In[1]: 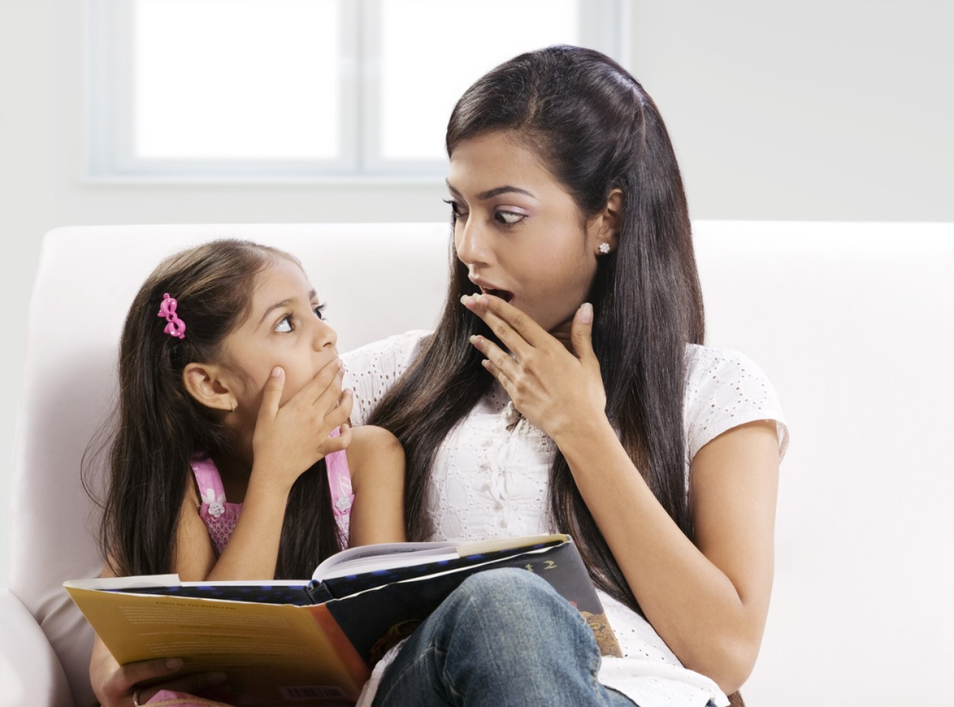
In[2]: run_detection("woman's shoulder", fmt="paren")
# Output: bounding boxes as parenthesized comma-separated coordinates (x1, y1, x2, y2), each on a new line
(342, 330, 431, 426)
(683, 343, 789, 463)
(342, 330, 430, 373)
(684, 343, 769, 386)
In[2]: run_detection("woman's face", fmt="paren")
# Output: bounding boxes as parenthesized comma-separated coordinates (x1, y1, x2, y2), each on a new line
(446, 131, 604, 339)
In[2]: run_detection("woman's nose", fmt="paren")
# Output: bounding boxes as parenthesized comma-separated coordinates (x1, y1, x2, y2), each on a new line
(455, 219, 491, 267)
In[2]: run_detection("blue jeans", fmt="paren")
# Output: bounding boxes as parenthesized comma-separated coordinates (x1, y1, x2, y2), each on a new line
(371, 568, 637, 707)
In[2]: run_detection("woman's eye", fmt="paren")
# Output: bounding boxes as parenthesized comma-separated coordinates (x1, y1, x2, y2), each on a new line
(443, 198, 468, 223)
(275, 316, 293, 333)
(496, 210, 525, 225)
(313, 303, 326, 321)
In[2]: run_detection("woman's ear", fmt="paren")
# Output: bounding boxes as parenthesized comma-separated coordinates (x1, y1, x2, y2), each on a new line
(182, 362, 235, 413)
(589, 188, 624, 253)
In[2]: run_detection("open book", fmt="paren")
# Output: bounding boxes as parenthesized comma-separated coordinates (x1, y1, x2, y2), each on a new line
(66, 534, 620, 705)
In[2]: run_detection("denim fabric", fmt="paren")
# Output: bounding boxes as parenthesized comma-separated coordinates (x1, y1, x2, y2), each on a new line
(371, 568, 639, 707)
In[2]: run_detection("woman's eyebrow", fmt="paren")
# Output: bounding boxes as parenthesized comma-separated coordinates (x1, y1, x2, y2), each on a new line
(445, 180, 536, 201)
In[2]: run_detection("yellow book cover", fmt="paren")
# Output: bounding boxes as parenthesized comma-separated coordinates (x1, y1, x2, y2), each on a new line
(66, 534, 619, 705)
(65, 578, 368, 704)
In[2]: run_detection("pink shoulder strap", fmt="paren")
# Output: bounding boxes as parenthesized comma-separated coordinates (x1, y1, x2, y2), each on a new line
(325, 427, 353, 521)
(191, 456, 227, 507)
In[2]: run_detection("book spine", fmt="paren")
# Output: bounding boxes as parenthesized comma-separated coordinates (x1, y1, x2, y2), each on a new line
(306, 580, 334, 604)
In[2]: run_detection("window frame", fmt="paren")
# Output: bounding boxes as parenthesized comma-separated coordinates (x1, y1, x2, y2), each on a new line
(86, 0, 627, 181)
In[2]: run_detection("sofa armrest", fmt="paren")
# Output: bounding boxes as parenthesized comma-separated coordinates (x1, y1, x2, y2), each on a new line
(0, 586, 73, 707)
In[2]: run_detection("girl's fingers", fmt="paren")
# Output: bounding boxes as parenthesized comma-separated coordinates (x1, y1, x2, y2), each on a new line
(293, 357, 344, 407)
(115, 657, 184, 691)
(140, 671, 229, 702)
(327, 390, 354, 429)
(257, 367, 285, 421)
(321, 425, 352, 455)
(312, 368, 347, 413)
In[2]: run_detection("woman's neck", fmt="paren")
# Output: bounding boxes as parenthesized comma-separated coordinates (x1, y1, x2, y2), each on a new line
(549, 318, 574, 351)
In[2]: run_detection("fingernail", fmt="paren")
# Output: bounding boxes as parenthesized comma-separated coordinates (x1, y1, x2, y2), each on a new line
(469, 335, 480, 346)
(579, 303, 593, 324)
(336, 358, 344, 369)
(478, 295, 489, 306)
(166, 658, 184, 670)
(271, 366, 283, 377)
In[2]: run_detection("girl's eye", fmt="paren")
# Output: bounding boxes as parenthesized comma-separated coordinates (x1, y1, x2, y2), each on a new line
(275, 315, 293, 333)
(496, 210, 525, 225)
(313, 303, 326, 320)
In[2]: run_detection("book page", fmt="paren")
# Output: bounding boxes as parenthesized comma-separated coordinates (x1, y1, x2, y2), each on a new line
(311, 534, 570, 581)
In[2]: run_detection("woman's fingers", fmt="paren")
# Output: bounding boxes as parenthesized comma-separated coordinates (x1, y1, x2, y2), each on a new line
(570, 303, 598, 364)
(470, 335, 517, 384)
(460, 293, 545, 356)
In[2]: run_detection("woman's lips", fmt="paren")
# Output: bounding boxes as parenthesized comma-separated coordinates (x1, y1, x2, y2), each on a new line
(480, 287, 514, 303)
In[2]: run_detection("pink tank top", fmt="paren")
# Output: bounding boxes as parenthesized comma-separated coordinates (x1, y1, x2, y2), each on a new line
(191, 434, 353, 554)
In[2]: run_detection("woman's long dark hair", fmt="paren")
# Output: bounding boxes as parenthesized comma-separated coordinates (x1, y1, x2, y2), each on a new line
(369, 46, 705, 615)
(86, 239, 342, 579)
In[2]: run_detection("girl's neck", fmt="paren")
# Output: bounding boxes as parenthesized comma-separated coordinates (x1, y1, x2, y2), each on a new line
(210, 450, 253, 503)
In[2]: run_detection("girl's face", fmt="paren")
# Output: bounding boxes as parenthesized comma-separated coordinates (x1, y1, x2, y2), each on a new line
(219, 258, 338, 421)
(446, 131, 605, 340)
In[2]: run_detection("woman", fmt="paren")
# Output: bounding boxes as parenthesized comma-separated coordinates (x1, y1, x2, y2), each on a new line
(344, 45, 787, 707)
(94, 45, 786, 707)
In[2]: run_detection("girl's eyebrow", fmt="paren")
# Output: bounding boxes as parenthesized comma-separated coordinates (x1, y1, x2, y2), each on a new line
(257, 289, 318, 328)
(445, 180, 536, 201)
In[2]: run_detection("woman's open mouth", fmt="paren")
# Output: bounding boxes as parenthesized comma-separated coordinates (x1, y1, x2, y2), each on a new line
(480, 287, 514, 303)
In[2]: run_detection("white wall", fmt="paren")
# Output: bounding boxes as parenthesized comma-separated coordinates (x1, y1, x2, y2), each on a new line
(1, 0, 951, 587)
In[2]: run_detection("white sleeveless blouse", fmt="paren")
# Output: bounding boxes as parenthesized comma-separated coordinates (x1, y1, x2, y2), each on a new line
(344, 331, 788, 707)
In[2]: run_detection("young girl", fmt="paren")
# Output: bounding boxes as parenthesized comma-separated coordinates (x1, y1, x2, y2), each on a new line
(344, 46, 788, 707)
(87, 239, 405, 706)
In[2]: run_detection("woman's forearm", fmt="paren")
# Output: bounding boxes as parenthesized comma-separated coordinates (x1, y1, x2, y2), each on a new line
(555, 417, 777, 694)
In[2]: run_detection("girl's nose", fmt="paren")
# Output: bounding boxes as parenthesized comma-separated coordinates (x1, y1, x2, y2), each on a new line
(313, 319, 337, 351)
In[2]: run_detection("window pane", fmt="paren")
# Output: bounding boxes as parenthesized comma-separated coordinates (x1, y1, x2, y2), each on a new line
(133, 0, 340, 160)
(379, 0, 578, 161)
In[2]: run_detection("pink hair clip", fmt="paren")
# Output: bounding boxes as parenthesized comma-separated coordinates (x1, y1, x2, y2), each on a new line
(158, 293, 186, 339)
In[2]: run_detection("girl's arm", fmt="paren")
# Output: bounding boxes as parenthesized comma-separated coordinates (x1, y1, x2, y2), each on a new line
(182, 361, 353, 582)
(464, 294, 779, 695)
(344, 425, 407, 546)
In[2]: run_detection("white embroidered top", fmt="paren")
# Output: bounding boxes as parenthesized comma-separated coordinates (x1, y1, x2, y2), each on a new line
(344, 331, 789, 707)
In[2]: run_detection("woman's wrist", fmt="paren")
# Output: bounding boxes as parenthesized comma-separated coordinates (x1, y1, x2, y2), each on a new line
(551, 412, 618, 461)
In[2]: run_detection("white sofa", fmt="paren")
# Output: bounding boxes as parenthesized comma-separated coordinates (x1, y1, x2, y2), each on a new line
(2, 222, 952, 707)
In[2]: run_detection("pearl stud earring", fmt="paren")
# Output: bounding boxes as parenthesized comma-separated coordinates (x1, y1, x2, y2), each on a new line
(598, 242, 611, 254)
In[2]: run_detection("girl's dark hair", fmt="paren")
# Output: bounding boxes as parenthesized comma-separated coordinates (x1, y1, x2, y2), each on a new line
(369, 45, 705, 615)
(87, 239, 342, 579)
